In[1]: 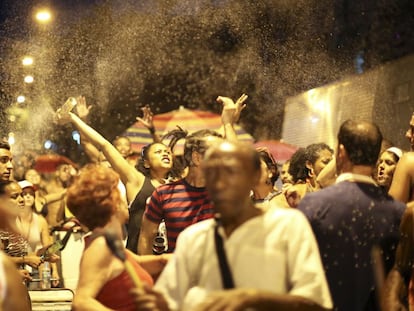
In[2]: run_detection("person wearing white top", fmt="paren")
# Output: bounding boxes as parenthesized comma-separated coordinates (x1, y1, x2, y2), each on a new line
(139, 141, 332, 311)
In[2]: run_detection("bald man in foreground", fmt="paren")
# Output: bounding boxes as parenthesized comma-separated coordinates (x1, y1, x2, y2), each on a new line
(136, 141, 332, 311)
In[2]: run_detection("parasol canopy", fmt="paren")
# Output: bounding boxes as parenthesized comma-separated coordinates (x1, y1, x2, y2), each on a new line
(34, 154, 78, 173)
(254, 140, 298, 163)
(123, 106, 254, 154)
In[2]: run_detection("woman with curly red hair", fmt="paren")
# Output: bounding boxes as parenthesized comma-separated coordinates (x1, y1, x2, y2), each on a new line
(67, 164, 169, 311)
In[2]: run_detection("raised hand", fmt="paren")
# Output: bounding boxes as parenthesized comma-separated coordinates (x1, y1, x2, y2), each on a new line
(136, 105, 155, 130)
(75, 96, 92, 120)
(54, 97, 77, 125)
(233, 93, 248, 123)
(216, 93, 248, 125)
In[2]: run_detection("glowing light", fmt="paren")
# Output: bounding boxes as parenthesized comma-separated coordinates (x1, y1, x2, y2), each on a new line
(8, 133, 15, 145)
(35, 9, 52, 23)
(8, 115, 16, 122)
(72, 131, 80, 144)
(22, 56, 34, 66)
(314, 100, 326, 112)
(310, 116, 319, 123)
(17, 95, 25, 103)
(24, 75, 34, 83)
(44, 140, 53, 149)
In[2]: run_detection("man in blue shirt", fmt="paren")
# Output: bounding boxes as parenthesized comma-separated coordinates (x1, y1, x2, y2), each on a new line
(298, 120, 405, 311)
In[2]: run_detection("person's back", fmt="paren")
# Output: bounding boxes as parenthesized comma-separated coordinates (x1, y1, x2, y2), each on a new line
(299, 181, 404, 310)
(298, 119, 405, 311)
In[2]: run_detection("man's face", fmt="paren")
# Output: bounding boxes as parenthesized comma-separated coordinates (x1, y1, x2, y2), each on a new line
(280, 162, 293, 184)
(192, 135, 223, 167)
(57, 164, 74, 184)
(203, 145, 256, 219)
(312, 149, 333, 177)
(405, 113, 414, 151)
(0, 148, 13, 181)
(25, 169, 41, 186)
(114, 137, 132, 158)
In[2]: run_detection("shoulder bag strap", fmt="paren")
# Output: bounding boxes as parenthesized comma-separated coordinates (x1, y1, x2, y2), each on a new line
(214, 225, 235, 289)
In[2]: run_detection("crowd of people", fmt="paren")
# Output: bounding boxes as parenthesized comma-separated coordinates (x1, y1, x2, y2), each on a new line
(0, 93, 413, 311)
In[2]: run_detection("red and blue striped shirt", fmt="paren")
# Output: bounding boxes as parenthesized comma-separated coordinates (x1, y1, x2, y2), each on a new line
(144, 179, 215, 252)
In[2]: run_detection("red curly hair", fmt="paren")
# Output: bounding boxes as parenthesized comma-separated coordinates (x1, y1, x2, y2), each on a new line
(66, 164, 121, 230)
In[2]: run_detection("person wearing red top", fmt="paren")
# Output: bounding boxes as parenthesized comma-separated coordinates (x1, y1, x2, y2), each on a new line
(67, 164, 169, 311)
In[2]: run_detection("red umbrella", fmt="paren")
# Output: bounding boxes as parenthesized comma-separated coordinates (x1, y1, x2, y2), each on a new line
(254, 140, 298, 162)
(124, 106, 254, 154)
(34, 154, 78, 173)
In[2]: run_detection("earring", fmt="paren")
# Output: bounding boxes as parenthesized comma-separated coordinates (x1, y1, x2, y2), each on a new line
(308, 168, 315, 178)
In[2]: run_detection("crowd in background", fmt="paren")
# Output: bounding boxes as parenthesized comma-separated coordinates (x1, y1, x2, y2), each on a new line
(0, 94, 414, 311)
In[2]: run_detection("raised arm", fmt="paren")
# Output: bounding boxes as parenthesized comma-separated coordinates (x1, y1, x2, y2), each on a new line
(316, 157, 337, 189)
(74, 96, 103, 163)
(136, 105, 162, 143)
(216, 94, 248, 142)
(56, 108, 144, 203)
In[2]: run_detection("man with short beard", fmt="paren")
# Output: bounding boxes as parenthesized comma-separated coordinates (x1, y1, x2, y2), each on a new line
(0, 141, 13, 182)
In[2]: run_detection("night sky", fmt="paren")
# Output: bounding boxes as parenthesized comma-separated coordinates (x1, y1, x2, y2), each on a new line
(0, 0, 413, 162)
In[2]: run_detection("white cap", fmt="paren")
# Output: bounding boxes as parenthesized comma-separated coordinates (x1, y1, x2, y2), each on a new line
(18, 180, 34, 190)
(386, 147, 403, 160)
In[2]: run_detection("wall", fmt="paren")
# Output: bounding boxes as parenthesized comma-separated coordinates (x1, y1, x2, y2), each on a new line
(282, 54, 414, 150)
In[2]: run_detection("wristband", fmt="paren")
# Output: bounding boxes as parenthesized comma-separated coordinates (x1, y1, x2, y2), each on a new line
(149, 127, 155, 134)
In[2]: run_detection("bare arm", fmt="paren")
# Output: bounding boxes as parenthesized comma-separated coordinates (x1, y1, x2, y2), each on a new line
(129, 252, 171, 280)
(316, 158, 337, 189)
(216, 94, 248, 142)
(74, 96, 103, 163)
(389, 153, 414, 203)
(381, 205, 414, 311)
(136, 105, 162, 143)
(194, 289, 331, 311)
(72, 237, 115, 311)
(66, 112, 144, 203)
(2, 254, 31, 311)
(381, 268, 408, 311)
(137, 216, 159, 255)
(8, 253, 42, 269)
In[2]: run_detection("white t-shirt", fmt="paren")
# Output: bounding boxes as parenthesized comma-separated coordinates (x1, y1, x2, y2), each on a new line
(155, 208, 333, 311)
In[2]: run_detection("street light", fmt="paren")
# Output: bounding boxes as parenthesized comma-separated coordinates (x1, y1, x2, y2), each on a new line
(17, 95, 26, 103)
(24, 75, 34, 83)
(22, 56, 34, 66)
(35, 9, 52, 24)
